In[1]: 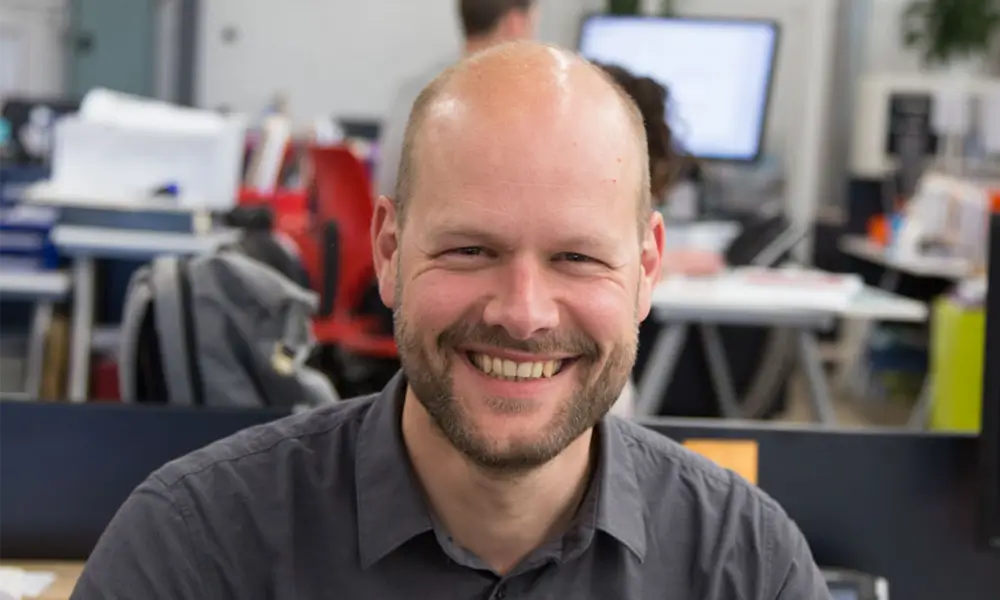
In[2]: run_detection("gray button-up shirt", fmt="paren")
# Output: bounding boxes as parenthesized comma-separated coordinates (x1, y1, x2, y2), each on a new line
(72, 373, 830, 599)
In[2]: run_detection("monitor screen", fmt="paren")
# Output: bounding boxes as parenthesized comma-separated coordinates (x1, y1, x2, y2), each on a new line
(828, 587, 861, 600)
(577, 15, 778, 163)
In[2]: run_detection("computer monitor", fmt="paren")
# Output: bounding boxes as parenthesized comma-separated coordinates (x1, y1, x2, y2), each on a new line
(980, 214, 1000, 552)
(577, 15, 779, 163)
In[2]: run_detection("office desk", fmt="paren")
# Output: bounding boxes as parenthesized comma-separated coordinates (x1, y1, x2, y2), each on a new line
(0, 268, 72, 397)
(51, 225, 238, 403)
(636, 277, 927, 425)
(839, 234, 970, 426)
(839, 234, 971, 280)
(0, 561, 83, 600)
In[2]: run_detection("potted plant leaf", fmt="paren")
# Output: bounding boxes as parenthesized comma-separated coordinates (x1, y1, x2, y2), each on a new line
(901, 0, 1000, 72)
(607, 0, 641, 15)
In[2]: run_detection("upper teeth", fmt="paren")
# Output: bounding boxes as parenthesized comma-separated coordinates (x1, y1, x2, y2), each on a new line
(471, 353, 562, 380)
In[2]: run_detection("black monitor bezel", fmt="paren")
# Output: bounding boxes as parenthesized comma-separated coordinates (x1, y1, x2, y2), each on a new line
(576, 13, 781, 165)
(980, 214, 1000, 552)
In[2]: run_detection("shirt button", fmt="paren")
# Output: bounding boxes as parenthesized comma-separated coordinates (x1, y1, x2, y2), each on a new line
(492, 584, 506, 599)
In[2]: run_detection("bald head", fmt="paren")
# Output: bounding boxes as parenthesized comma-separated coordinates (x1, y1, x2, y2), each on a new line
(393, 41, 651, 226)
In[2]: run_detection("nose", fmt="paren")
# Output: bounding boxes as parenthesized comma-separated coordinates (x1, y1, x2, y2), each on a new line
(482, 256, 560, 340)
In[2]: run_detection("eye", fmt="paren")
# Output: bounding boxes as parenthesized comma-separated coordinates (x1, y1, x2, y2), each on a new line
(442, 246, 496, 259)
(556, 252, 596, 263)
(450, 246, 485, 257)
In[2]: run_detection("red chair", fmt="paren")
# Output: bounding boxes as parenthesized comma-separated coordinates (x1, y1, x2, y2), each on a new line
(307, 145, 397, 359)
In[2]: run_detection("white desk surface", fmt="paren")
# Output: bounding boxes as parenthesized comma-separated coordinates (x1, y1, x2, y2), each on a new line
(652, 274, 927, 324)
(23, 182, 209, 214)
(839, 234, 970, 279)
(0, 268, 71, 300)
(51, 225, 238, 257)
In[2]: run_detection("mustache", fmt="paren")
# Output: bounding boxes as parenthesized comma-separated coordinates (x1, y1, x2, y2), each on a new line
(437, 321, 600, 359)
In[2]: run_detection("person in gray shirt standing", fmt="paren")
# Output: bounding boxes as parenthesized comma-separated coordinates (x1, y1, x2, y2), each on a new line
(375, 0, 539, 200)
(71, 42, 831, 600)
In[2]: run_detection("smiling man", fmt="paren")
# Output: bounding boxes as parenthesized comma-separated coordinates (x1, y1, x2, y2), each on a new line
(71, 42, 830, 600)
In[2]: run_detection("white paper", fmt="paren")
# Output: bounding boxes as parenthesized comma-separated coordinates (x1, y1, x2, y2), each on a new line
(80, 88, 226, 135)
(20, 572, 56, 598)
(0, 568, 56, 599)
(0, 567, 23, 600)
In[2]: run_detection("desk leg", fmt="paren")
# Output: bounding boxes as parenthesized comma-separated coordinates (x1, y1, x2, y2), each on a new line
(699, 325, 741, 419)
(24, 302, 53, 398)
(635, 324, 688, 417)
(797, 330, 837, 426)
(68, 257, 96, 403)
(906, 375, 933, 430)
(840, 269, 901, 399)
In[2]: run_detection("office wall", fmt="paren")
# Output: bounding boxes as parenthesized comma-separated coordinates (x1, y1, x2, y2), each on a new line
(195, 0, 604, 122)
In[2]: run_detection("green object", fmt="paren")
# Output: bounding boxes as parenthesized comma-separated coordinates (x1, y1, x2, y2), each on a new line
(930, 297, 985, 433)
(901, 0, 1000, 66)
(607, 0, 641, 15)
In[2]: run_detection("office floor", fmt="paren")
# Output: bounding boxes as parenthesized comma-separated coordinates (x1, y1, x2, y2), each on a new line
(778, 369, 915, 428)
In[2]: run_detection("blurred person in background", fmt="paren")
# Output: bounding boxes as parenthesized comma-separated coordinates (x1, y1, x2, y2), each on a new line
(375, 0, 539, 199)
(597, 63, 724, 278)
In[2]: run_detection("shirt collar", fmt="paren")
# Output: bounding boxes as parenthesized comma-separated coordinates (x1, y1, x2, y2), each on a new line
(355, 372, 433, 568)
(594, 415, 648, 560)
(354, 372, 648, 568)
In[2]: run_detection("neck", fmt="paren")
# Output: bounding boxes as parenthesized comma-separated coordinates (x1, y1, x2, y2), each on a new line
(463, 35, 503, 57)
(401, 387, 595, 574)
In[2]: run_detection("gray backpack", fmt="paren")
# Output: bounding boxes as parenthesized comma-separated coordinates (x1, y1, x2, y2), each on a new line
(119, 251, 338, 408)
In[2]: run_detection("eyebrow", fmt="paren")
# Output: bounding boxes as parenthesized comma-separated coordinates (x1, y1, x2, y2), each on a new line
(425, 225, 512, 250)
(426, 224, 620, 256)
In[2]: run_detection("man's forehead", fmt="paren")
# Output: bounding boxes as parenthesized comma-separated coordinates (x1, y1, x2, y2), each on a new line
(398, 41, 650, 224)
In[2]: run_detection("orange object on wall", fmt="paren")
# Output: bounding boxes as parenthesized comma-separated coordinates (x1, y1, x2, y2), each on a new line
(867, 214, 889, 246)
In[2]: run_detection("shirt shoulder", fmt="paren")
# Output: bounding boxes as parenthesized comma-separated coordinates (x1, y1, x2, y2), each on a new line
(152, 395, 376, 490)
(611, 419, 823, 598)
(613, 418, 783, 511)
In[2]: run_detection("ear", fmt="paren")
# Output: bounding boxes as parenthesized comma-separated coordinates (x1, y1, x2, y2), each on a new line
(371, 195, 400, 309)
(637, 211, 665, 322)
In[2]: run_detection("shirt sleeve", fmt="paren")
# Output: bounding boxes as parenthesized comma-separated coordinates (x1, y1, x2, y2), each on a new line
(70, 476, 219, 600)
(767, 507, 833, 600)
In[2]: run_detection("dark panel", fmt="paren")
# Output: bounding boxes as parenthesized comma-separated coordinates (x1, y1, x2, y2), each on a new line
(641, 419, 1000, 600)
(0, 401, 289, 559)
(980, 215, 1000, 550)
(3, 401, 999, 600)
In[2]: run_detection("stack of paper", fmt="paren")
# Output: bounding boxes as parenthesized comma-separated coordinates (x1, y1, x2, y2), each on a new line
(45, 88, 247, 212)
(0, 567, 56, 599)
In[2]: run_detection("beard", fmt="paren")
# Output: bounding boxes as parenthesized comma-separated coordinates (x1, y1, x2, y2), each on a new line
(393, 275, 638, 474)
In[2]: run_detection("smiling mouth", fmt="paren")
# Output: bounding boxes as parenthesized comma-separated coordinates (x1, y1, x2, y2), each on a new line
(466, 351, 572, 381)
